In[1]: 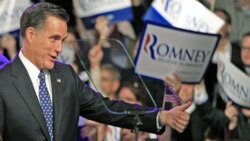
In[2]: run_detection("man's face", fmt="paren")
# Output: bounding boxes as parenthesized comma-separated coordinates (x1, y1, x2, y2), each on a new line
(241, 36, 250, 66)
(100, 70, 118, 96)
(118, 87, 137, 104)
(29, 16, 67, 70)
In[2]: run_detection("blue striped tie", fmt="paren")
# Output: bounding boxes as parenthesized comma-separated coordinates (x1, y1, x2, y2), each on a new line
(38, 71, 54, 141)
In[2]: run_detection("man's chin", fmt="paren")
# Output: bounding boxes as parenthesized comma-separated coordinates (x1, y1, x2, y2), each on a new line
(46, 64, 55, 70)
(244, 62, 250, 67)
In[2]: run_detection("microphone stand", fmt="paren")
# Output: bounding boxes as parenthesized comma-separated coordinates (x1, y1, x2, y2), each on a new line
(125, 110, 145, 141)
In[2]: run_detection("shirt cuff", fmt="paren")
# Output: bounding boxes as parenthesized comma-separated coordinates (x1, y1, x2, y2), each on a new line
(156, 111, 164, 130)
(193, 84, 208, 105)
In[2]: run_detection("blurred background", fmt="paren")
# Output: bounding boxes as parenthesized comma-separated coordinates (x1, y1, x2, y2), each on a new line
(1, 0, 250, 141)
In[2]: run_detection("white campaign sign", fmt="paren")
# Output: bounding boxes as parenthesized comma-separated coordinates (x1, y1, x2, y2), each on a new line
(152, 0, 224, 33)
(135, 23, 219, 83)
(0, 0, 31, 34)
(74, 0, 131, 18)
(217, 55, 250, 108)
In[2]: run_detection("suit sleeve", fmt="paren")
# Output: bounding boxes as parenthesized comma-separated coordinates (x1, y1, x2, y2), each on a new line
(67, 66, 165, 134)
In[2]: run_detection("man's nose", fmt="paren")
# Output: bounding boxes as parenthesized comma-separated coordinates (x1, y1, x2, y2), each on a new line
(55, 42, 62, 53)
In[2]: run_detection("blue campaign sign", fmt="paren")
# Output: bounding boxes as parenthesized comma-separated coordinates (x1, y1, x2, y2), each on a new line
(143, 6, 172, 27)
(74, 0, 133, 29)
(143, 0, 224, 34)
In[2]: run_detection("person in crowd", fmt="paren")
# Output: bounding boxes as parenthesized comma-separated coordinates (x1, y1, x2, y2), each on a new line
(0, 38, 10, 66)
(165, 76, 238, 141)
(201, 8, 242, 140)
(118, 81, 156, 141)
(0, 34, 18, 60)
(81, 47, 122, 140)
(197, 32, 250, 141)
(165, 31, 250, 141)
(226, 32, 250, 140)
(0, 2, 191, 141)
(214, 0, 250, 43)
(57, 28, 78, 70)
(205, 8, 241, 99)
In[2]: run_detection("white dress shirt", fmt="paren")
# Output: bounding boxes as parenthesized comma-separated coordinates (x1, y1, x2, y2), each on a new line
(19, 51, 53, 103)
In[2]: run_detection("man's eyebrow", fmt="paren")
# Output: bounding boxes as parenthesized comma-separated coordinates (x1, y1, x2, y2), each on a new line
(49, 35, 60, 39)
(48, 34, 68, 41)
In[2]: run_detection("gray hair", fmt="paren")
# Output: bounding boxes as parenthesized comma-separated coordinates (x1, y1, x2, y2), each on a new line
(20, 2, 69, 37)
(101, 64, 121, 81)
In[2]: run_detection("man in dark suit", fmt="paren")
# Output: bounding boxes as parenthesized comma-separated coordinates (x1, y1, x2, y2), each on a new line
(0, 2, 190, 141)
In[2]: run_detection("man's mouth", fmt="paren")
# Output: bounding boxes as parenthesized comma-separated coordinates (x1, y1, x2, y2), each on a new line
(50, 55, 57, 61)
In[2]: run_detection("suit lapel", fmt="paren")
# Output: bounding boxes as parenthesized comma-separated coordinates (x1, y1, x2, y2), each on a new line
(11, 58, 51, 140)
(50, 66, 64, 141)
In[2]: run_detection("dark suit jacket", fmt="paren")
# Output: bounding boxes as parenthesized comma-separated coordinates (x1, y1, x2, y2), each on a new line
(0, 57, 162, 141)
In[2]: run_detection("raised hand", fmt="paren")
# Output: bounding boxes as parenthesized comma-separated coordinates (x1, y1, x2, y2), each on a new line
(88, 45, 103, 69)
(95, 16, 114, 39)
(224, 101, 238, 130)
(164, 72, 182, 93)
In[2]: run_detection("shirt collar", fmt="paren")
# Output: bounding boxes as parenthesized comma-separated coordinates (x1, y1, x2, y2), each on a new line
(19, 50, 41, 83)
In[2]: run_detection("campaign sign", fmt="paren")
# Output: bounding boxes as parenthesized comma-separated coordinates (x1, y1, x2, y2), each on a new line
(0, 0, 31, 35)
(217, 55, 250, 108)
(134, 22, 220, 83)
(144, 0, 224, 34)
(73, 0, 132, 29)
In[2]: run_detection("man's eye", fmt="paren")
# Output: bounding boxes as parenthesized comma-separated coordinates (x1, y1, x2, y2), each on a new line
(49, 36, 60, 42)
(49, 37, 56, 42)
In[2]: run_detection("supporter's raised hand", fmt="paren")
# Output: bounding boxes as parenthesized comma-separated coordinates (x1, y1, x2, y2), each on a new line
(88, 45, 103, 69)
(164, 73, 194, 104)
(164, 72, 182, 93)
(225, 101, 238, 130)
(95, 16, 114, 39)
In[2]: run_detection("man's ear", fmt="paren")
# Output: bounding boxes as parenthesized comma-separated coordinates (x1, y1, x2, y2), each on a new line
(25, 27, 36, 43)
